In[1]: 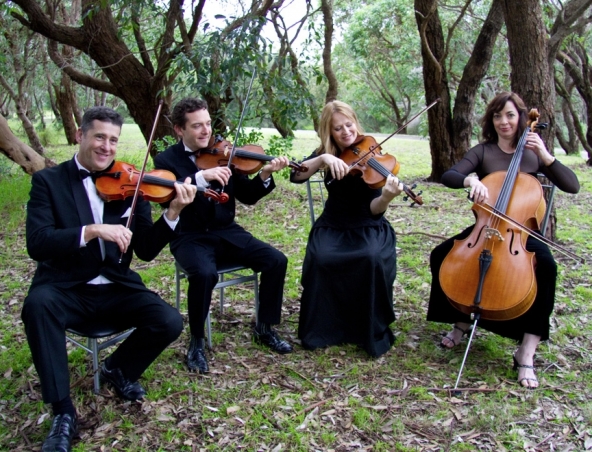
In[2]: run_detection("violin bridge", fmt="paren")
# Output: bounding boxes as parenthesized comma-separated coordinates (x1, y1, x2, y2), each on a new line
(484, 228, 504, 241)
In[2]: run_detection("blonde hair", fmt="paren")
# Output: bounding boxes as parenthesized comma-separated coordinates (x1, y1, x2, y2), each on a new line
(316, 100, 364, 156)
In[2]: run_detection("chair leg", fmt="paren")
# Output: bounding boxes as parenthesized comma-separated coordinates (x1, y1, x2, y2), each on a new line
(254, 273, 260, 323)
(206, 312, 212, 349)
(219, 273, 225, 314)
(90, 338, 100, 394)
(175, 265, 182, 311)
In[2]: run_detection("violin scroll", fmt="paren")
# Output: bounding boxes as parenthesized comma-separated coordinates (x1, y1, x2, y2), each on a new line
(401, 183, 423, 206)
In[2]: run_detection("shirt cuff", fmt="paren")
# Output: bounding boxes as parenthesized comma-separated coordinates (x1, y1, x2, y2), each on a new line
(195, 171, 209, 188)
(260, 173, 272, 188)
(80, 226, 87, 247)
(162, 209, 180, 230)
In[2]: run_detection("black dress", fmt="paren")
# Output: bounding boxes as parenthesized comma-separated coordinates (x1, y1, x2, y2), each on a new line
(426, 143, 580, 341)
(292, 163, 397, 357)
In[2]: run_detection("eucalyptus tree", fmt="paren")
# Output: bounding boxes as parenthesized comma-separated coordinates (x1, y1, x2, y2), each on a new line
(488, 0, 592, 159)
(0, 9, 47, 154)
(320, 0, 339, 103)
(45, 0, 83, 144)
(172, 2, 319, 138)
(414, 0, 505, 181)
(0, 115, 54, 174)
(7, 0, 288, 148)
(333, 0, 425, 133)
(266, 2, 322, 135)
(555, 24, 592, 165)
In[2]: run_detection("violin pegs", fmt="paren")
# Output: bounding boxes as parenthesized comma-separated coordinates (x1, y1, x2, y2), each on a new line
(411, 183, 417, 189)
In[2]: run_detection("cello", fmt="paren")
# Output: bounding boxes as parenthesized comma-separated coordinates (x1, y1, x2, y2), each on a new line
(439, 109, 546, 321)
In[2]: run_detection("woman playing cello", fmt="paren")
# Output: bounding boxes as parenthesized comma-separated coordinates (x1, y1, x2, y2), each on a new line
(291, 100, 404, 357)
(427, 92, 580, 388)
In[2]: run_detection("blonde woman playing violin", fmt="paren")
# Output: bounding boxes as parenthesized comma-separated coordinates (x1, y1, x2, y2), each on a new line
(291, 100, 403, 357)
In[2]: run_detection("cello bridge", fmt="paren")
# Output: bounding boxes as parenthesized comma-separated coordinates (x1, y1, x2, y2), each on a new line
(484, 228, 504, 241)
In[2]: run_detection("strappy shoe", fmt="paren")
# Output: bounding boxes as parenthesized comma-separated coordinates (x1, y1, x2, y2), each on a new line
(513, 355, 539, 389)
(439, 324, 469, 349)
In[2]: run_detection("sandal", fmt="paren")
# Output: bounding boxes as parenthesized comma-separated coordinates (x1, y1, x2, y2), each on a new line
(439, 324, 469, 349)
(513, 355, 539, 389)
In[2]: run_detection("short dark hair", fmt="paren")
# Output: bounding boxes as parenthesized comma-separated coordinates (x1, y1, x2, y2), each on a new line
(172, 98, 209, 129)
(80, 107, 124, 133)
(480, 92, 528, 148)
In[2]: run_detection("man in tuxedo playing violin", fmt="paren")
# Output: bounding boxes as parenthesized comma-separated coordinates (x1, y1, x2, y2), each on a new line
(23, 106, 196, 452)
(154, 97, 293, 375)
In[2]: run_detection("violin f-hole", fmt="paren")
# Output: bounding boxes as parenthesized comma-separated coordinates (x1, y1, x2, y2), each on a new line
(467, 225, 486, 248)
(507, 228, 520, 256)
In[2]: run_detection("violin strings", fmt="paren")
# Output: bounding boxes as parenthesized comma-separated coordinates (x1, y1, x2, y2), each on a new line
(486, 126, 530, 244)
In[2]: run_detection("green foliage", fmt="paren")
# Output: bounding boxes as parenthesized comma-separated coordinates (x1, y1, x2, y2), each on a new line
(153, 135, 178, 153)
(226, 129, 265, 147)
(267, 135, 294, 158)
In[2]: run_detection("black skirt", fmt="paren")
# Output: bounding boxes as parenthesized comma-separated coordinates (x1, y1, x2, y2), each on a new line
(298, 218, 397, 357)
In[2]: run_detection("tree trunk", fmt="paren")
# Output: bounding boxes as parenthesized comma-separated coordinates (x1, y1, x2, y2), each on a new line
(502, 0, 555, 148)
(415, 0, 504, 182)
(54, 73, 78, 145)
(320, 0, 338, 103)
(452, 0, 504, 154)
(555, 95, 581, 155)
(0, 115, 54, 174)
(15, 101, 47, 154)
(11, 0, 175, 148)
(414, 0, 454, 182)
(503, 0, 574, 241)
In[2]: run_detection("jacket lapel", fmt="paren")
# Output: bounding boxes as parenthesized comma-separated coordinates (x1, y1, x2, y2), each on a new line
(68, 159, 94, 227)
(67, 159, 103, 261)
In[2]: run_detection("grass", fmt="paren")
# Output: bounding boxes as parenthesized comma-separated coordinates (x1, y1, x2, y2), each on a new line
(0, 124, 591, 451)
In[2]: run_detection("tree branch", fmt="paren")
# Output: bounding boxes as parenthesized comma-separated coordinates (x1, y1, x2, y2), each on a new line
(46, 39, 118, 95)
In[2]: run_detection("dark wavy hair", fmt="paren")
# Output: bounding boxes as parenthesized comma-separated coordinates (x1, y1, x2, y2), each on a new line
(172, 98, 209, 129)
(80, 107, 123, 133)
(480, 92, 528, 148)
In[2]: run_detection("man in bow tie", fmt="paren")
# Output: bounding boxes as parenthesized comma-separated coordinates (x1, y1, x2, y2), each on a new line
(22, 106, 197, 452)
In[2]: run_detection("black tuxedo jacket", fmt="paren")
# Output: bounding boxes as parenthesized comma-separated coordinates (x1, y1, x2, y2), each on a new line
(154, 141, 275, 247)
(26, 158, 176, 291)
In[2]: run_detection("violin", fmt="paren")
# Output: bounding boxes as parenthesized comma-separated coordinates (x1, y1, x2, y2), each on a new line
(95, 161, 229, 204)
(195, 135, 308, 175)
(335, 135, 424, 206)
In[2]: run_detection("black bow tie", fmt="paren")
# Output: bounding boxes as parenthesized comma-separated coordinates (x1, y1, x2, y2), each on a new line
(78, 168, 97, 182)
(78, 162, 115, 181)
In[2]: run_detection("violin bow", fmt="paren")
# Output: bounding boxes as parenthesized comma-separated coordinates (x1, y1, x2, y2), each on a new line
(346, 98, 441, 170)
(119, 100, 164, 263)
(473, 202, 584, 263)
(225, 68, 257, 176)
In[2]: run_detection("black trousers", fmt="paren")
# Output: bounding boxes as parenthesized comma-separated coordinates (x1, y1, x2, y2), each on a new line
(426, 226, 557, 341)
(172, 234, 287, 338)
(22, 283, 183, 403)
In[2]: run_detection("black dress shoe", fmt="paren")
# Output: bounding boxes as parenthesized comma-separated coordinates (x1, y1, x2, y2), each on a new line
(253, 328, 293, 354)
(42, 413, 78, 452)
(187, 336, 209, 374)
(100, 363, 146, 401)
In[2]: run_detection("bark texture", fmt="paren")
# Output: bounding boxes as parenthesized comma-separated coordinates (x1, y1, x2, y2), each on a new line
(415, 0, 504, 181)
(0, 116, 55, 174)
